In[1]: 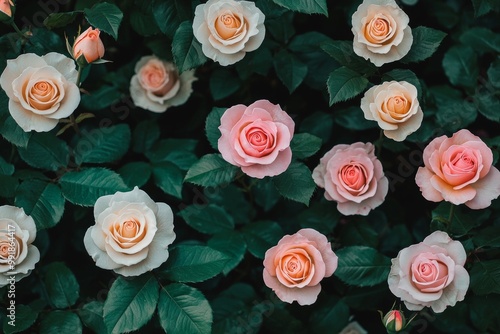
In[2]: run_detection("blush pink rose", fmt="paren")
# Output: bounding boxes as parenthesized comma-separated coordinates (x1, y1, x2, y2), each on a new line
(193, 0, 266, 66)
(218, 99, 294, 178)
(312, 142, 389, 216)
(263, 228, 338, 305)
(361, 81, 423, 141)
(73, 27, 105, 64)
(415, 129, 500, 209)
(388, 231, 469, 313)
(351, 0, 413, 67)
(0, 0, 14, 18)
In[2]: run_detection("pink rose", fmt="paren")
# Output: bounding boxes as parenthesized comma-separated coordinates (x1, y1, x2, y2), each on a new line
(263, 228, 338, 305)
(0, 0, 14, 19)
(312, 142, 389, 216)
(129, 55, 196, 113)
(415, 129, 500, 209)
(73, 27, 105, 64)
(361, 81, 423, 141)
(388, 231, 469, 313)
(193, 0, 266, 66)
(218, 99, 294, 178)
(351, 0, 413, 67)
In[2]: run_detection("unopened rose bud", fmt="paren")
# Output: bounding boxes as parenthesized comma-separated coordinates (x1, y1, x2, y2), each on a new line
(73, 27, 105, 65)
(0, 0, 15, 23)
(383, 310, 406, 333)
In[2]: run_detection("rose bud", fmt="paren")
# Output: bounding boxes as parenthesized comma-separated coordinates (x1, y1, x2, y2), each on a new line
(72, 27, 105, 65)
(0, 0, 15, 23)
(382, 310, 406, 333)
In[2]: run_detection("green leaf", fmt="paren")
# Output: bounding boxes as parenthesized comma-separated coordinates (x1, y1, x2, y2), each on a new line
(43, 11, 82, 29)
(152, 162, 184, 199)
(401, 26, 447, 63)
(475, 89, 500, 122)
(488, 57, 500, 88)
(172, 20, 207, 72)
(431, 202, 490, 237)
(436, 100, 477, 133)
(334, 106, 378, 130)
(273, 49, 308, 93)
(179, 204, 235, 234)
(273, 162, 316, 205)
(162, 245, 230, 282)
(132, 119, 160, 153)
(321, 40, 376, 74)
(471, 0, 497, 17)
(208, 231, 247, 275)
(470, 260, 500, 295)
(0, 114, 32, 148)
(84, 2, 124, 40)
(210, 69, 242, 100)
(43, 262, 80, 309)
(15, 180, 65, 230)
(290, 133, 322, 159)
(129, 2, 161, 37)
(40, 311, 82, 334)
(241, 221, 284, 259)
(442, 45, 478, 88)
(2, 304, 39, 334)
(81, 85, 122, 111)
(146, 139, 198, 170)
(298, 201, 340, 235)
(473, 226, 500, 248)
(74, 124, 131, 165)
(59, 168, 129, 206)
(205, 107, 226, 150)
(299, 111, 334, 142)
(118, 162, 151, 188)
(185, 154, 238, 187)
(206, 184, 255, 225)
(327, 66, 369, 105)
(271, 0, 328, 16)
(77, 301, 107, 334)
(153, 0, 192, 38)
(339, 220, 379, 248)
(460, 27, 500, 53)
(335, 246, 391, 287)
(309, 298, 349, 334)
(0, 175, 17, 198)
(103, 275, 159, 334)
(17, 133, 69, 171)
(158, 283, 213, 334)
(252, 177, 280, 212)
(0, 155, 14, 175)
(235, 46, 274, 79)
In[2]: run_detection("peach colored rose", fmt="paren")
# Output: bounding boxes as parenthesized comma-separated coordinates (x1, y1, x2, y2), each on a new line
(84, 187, 175, 276)
(388, 231, 469, 313)
(312, 142, 389, 216)
(263, 228, 338, 305)
(351, 0, 413, 67)
(415, 129, 500, 209)
(218, 99, 294, 178)
(0, 205, 40, 287)
(0, 0, 14, 18)
(129, 55, 196, 113)
(0, 53, 80, 132)
(361, 81, 423, 141)
(73, 27, 105, 64)
(193, 0, 266, 66)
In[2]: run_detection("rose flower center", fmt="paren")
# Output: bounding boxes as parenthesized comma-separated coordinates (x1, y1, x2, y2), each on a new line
(386, 95, 410, 118)
(27, 80, 59, 111)
(215, 11, 244, 40)
(365, 15, 393, 44)
(340, 163, 367, 193)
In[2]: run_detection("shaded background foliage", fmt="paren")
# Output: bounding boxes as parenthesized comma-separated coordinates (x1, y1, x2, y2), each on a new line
(0, 0, 499, 333)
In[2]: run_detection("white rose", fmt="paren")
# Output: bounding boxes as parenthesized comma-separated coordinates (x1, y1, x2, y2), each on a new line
(0, 205, 40, 287)
(192, 0, 266, 66)
(84, 187, 176, 277)
(129, 55, 196, 113)
(351, 0, 413, 67)
(0, 53, 81, 132)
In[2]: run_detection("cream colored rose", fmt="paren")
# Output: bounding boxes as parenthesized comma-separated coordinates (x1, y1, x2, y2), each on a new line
(129, 55, 196, 113)
(193, 0, 266, 66)
(0, 53, 81, 132)
(0, 205, 40, 287)
(351, 0, 413, 67)
(84, 187, 175, 276)
(361, 81, 423, 141)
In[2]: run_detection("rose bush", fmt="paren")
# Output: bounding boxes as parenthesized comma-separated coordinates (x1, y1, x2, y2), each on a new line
(193, 0, 265, 66)
(312, 142, 389, 215)
(0, 205, 40, 287)
(84, 187, 175, 277)
(415, 129, 500, 209)
(218, 99, 294, 178)
(388, 231, 470, 313)
(129, 55, 197, 113)
(361, 80, 423, 141)
(0, 52, 80, 132)
(351, 0, 413, 67)
(263, 228, 338, 305)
